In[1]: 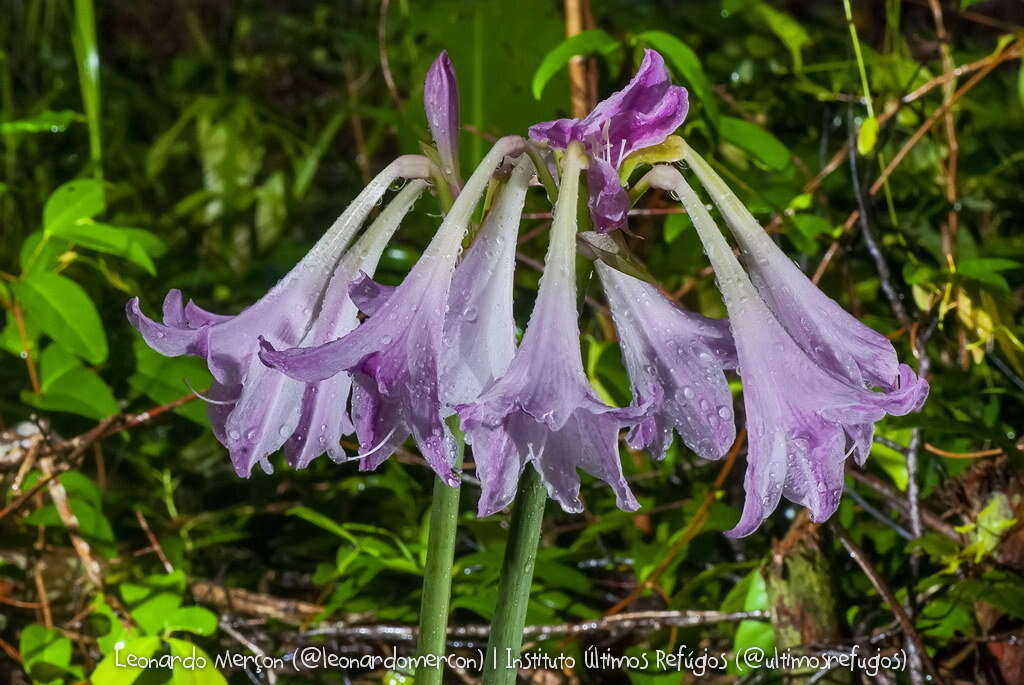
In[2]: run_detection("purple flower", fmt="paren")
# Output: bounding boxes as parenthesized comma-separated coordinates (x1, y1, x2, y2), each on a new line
(529, 49, 688, 232)
(649, 165, 927, 537)
(457, 143, 651, 516)
(596, 261, 737, 461)
(126, 156, 431, 476)
(260, 137, 526, 486)
(346, 156, 533, 407)
(683, 145, 927, 396)
(425, 51, 462, 192)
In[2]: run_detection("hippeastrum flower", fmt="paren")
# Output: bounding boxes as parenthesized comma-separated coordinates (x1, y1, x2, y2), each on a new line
(346, 155, 534, 408)
(126, 156, 432, 476)
(260, 136, 526, 485)
(424, 50, 462, 192)
(529, 49, 688, 232)
(457, 143, 651, 516)
(596, 260, 737, 461)
(683, 142, 928, 399)
(648, 165, 927, 537)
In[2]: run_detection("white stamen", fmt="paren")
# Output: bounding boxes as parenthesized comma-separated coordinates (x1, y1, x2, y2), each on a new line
(183, 377, 236, 406)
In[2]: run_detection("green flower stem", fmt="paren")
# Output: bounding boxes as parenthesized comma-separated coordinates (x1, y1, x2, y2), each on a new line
(414, 417, 466, 685)
(482, 468, 547, 685)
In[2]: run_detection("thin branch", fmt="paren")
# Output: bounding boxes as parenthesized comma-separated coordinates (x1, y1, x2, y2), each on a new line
(831, 523, 945, 684)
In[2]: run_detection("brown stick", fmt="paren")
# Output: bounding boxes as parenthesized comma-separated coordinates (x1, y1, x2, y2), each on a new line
(41, 456, 103, 587)
(135, 510, 174, 573)
(564, 0, 592, 119)
(832, 524, 946, 684)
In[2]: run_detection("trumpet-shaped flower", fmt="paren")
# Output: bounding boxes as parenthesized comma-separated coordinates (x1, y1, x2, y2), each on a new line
(529, 49, 688, 232)
(457, 144, 651, 516)
(425, 51, 462, 192)
(260, 137, 526, 485)
(649, 165, 927, 537)
(127, 157, 431, 476)
(596, 261, 737, 461)
(346, 156, 533, 407)
(684, 144, 928, 398)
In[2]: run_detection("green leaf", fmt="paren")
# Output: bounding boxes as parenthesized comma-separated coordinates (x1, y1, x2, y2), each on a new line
(663, 212, 692, 243)
(634, 31, 719, 127)
(19, 624, 73, 684)
(90, 636, 161, 685)
(165, 638, 228, 685)
(293, 109, 346, 199)
(288, 505, 360, 545)
(120, 571, 186, 635)
(1018, 60, 1024, 112)
(0, 110, 84, 135)
(49, 220, 163, 275)
(787, 214, 832, 254)
(751, 1, 811, 73)
(958, 257, 1020, 292)
(729, 569, 773, 675)
(42, 179, 105, 235)
(531, 29, 622, 100)
(23, 343, 118, 419)
(12, 272, 108, 364)
(90, 594, 137, 654)
(719, 116, 790, 170)
(858, 115, 879, 155)
(162, 607, 218, 636)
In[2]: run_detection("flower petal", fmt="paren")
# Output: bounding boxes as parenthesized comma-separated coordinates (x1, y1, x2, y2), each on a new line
(425, 51, 462, 189)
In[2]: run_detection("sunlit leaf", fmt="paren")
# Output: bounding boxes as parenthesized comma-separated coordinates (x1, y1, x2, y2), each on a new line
(531, 29, 622, 100)
(12, 272, 107, 364)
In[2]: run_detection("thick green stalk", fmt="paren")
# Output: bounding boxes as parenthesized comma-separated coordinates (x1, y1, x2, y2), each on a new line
(481, 469, 547, 685)
(414, 417, 466, 685)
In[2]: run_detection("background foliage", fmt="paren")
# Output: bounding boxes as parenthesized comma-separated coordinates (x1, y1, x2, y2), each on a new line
(2, 0, 1024, 683)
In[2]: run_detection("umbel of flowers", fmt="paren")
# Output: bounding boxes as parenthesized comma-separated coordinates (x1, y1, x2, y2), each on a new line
(129, 49, 927, 538)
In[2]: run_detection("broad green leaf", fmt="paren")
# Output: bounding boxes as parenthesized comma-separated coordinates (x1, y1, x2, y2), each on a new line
(958, 257, 1020, 292)
(294, 109, 346, 199)
(120, 571, 186, 635)
(127, 338, 210, 425)
(729, 569, 773, 675)
(19, 624, 72, 684)
(49, 220, 163, 275)
(90, 636, 161, 685)
(663, 212, 691, 243)
(42, 179, 105, 235)
(165, 638, 227, 685)
(719, 116, 790, 170)
(1018, 60, 1024, 112)
(24, 343, 118, 419)
(858, 115, 879, 155)
(12, 272, 107, 364)
(634, 31, 720, 126)
(532, 29, 622, 100)
(787, 214, 832, 254)
(162, 606, 218, 636)
(0, 110, 84, 135)
(90, 594, 137, 654)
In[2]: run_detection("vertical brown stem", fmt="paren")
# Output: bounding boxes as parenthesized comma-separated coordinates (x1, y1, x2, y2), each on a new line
(563, 0, 594, 118)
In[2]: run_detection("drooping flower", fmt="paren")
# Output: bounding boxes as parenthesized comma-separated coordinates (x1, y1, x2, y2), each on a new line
(346, 155, 534, 407)
(424, 51, 462, 192)
(456, 143, 651, 516)
(648, 165, 927, 537)
(595, 261, 737, 461)
(684, 143, 928, 398)
(126, 157, 432, 476)
(529, 49, 688, 232)
(260, 136, 526, 485)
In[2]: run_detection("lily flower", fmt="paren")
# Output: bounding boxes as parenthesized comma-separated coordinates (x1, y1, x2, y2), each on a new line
(529, 49, 688, 232)
(344, 156, 533, 406)
(424, 51, 462, 192)
(457, 143, 650, 516)
(126, 157, 432, 476)
(260, 136, 526, 485)
(648, 165, 927, 537)
(683, 143, 928, 399)
(596, 261, 737, 461)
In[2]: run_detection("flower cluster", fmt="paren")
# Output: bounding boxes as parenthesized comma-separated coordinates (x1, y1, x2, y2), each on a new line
(128, 50, 927, 535)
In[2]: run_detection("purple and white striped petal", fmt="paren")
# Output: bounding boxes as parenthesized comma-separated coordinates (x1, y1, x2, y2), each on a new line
(596, 261, 737, 461)
(260, 137, 526, 485)
(649, 165, 928, 537)
(457, 143, 650, 516)
(424, 51, 462, 191)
